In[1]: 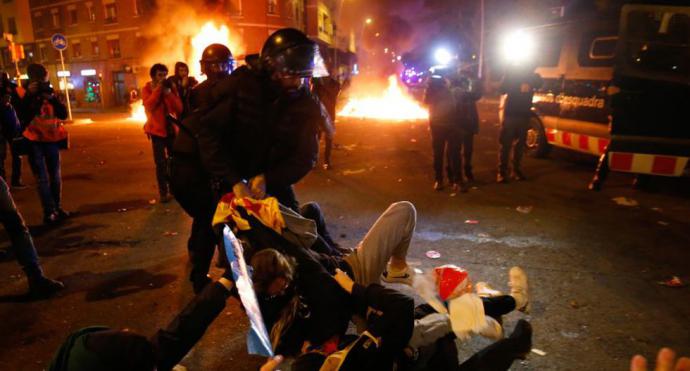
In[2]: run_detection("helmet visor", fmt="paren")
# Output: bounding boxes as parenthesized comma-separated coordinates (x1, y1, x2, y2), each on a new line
(273, 43, 328, 78)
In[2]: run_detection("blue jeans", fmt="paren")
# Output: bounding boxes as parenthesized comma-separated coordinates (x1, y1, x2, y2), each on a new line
(0, 177, 42, 278)
(28, 142, 62, 216)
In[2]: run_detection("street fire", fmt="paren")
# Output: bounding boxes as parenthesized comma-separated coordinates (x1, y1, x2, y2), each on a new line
(128, 20, 242, 122)
(338, 75, 429, 121)
(190, 22, 234, 81)
(128, 100, 147, 122)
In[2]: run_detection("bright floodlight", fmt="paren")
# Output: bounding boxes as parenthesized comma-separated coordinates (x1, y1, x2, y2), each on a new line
(434, 48, 453, 65)
(502, 29, 536, 65)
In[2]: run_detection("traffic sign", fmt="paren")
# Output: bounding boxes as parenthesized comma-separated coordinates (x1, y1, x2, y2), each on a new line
(51, 33, 68, 50)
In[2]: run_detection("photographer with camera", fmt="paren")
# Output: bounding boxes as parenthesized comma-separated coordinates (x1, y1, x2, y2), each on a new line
(18, 64, 71, 224)
(142, 63, 182, 203)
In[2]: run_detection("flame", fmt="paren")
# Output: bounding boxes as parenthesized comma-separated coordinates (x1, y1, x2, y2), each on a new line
(338, 75, 429, 121)
(129, 21, 241, 122)
(190, 22, 234, 82)
(128, 99, 147, 122)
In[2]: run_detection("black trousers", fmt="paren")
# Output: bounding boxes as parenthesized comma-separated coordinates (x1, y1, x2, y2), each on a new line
(498, 116, 529, 175)
(152, 282, 231, 370)
(151, 135, 175, 197)
(0, 138, 22, 185)
(169, 156, 219, 287)
(459, 132, 474, 178)
(430, 125, 461, 184)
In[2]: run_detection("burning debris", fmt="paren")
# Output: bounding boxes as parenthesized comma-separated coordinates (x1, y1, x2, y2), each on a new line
(128, 1, 245, 122)
(338, 75, 428, 121)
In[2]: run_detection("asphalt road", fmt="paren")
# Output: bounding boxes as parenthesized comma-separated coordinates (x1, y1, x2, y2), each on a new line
(1, 104, 689, 370)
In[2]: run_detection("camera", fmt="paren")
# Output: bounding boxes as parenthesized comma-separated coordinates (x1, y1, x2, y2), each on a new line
(162, 77, 174, 90)
(37, 81, 54, 95)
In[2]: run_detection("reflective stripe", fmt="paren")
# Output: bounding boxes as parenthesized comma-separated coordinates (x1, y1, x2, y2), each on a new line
(608, 152, 689, 177)
(545, 128, 609, 156)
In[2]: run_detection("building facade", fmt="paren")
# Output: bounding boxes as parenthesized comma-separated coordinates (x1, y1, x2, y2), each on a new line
(27, 0, 152, 109)
(6, 0, 354, 109)
(1, 0, 35, 76)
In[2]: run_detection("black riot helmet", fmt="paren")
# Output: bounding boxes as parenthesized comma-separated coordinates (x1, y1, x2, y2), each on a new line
(200, 43, 234, 79)
(260, 28, 322, 78)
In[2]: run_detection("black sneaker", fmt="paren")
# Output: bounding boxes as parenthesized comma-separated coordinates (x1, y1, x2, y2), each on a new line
(497, 173, 509, 184)
(43, 212, 60, 225)
(513, 170, 527, 181)
(56, 209, 73, 219)
(29, 276, 65, 298)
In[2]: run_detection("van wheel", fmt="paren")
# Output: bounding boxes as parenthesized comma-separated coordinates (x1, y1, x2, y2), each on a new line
(526, 117, 550, 158)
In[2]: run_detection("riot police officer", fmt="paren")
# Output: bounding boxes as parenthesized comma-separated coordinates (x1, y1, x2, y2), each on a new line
(195, 28, 330, 208)
(170, 43, 234, 293)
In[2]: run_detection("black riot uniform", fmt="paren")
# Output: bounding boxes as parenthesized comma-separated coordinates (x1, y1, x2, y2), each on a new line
(174, 31, 337, 292)
(170, 44, 235, 293)
(195, 29, 331, 209)
(497, 68, 543, 183)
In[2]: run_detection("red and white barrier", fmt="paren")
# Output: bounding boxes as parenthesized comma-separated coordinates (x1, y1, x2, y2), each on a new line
(545, 129, 609, 156)
(608, 152, 689, 177)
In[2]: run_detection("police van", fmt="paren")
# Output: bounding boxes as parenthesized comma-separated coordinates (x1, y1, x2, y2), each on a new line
(527, 4, 690, 182)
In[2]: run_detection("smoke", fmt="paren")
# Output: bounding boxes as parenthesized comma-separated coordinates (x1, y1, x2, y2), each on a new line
(139, 0, 245, 79)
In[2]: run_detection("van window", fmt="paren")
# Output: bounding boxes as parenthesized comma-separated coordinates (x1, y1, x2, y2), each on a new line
(589, 37, 617, 59)
(622, 10, 689, 80)
(578, 32, 617, 67)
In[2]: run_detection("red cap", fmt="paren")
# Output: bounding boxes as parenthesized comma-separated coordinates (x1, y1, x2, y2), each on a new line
(434, 265, 469, 301)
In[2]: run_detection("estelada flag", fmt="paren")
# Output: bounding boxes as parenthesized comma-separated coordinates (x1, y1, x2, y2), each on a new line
(212, 194, 286, 234)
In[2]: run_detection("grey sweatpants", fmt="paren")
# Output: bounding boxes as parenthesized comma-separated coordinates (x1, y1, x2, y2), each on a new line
(344, 201, 417, 286)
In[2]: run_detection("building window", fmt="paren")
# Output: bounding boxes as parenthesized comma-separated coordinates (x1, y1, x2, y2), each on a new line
(69, 7, 78, 25)
(34, 12, 43, 30)
(267, 0, 277, 15)
(86, 2, 96, 22)
(72, 42, 82, 58)
(8, 17, 17, 34)
(107, 38, 121, 58)
(91, 38, 100, 55)
(104, 2, 118, 23)
(51, 9, 60, 28)
(39, 45, 47, 61)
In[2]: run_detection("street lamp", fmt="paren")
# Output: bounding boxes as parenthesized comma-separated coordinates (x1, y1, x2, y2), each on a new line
(365, 18, 373, 25)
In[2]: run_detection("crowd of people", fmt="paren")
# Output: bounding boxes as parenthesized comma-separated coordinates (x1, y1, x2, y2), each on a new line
(0, 27, 686, 371)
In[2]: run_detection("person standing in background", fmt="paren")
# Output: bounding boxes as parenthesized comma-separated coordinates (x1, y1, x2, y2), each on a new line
(142, 63, 183, 203)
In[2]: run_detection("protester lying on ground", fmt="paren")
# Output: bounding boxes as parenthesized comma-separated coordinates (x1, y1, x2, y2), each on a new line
(48, 278, 244, 371)
(289, 268, 415, 371)
(289, 268, 532, 371)
(631, 348, 690, 371)
(234, 201, 417, 353)
(411, 264, 529, 343)
(402, 265, 531, 370)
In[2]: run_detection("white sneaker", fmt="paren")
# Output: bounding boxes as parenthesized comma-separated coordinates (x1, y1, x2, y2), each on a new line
(381, 265, 414, 286)
(475, 282, 503, 298)
(509, 266, 530, 313)
(478, 316, 504, 340)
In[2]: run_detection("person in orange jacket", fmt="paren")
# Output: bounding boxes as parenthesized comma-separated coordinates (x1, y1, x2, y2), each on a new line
(142, 63, 183, 203)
